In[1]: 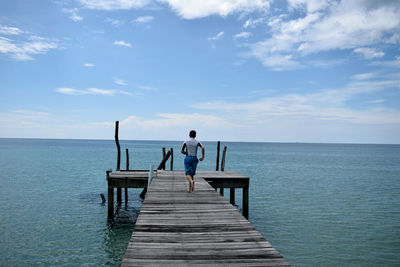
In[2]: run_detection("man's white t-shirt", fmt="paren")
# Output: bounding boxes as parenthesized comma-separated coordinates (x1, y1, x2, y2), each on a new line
(184, 138, 202, 157)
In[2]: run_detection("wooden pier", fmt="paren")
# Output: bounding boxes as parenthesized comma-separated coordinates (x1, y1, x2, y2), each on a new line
(107, 122, 289, 265)
(107, 170, 250, 220)
(109, 170, 289, 266)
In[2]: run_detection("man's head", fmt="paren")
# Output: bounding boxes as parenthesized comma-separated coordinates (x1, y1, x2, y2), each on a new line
(189, 130, 196, 138)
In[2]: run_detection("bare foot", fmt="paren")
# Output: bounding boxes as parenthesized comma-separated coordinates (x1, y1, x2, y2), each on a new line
(190, 180, 195, 192)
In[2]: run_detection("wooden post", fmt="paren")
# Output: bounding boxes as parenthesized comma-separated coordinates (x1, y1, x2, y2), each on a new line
(125, 148, 129, 206)
(230, 188, 235, 205)
(139, 187, 147, 199)
(142, 150, 171, 199)
(117, 189, 122, 206)
(124, 188, 128, 205)
(170, 148, 173, 170)
(216, 141, 220, 171)
(108, 186, 114, 220)
(106, 169, 114, 221)
(115, 121, 122, 206)
(162, 147, 166, 170)
(221, 146, 227, 171)
(157, 150, 171, 170)
(115, 121, 121, 171)
(243, 186, 249, 219)
(125, 148, 129, 170)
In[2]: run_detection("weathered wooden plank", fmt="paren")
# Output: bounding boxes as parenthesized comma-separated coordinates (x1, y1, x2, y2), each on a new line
(124, 249, 283, 259)
(122, 258, 290, 267)
(121, 170, 289, 266)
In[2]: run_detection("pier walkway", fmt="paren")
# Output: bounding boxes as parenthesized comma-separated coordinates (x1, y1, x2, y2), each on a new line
(121, 170, 290, 266)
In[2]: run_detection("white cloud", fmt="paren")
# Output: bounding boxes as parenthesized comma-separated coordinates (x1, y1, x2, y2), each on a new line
(247, 43, 301, 70)
(105, 18, 124, 26)
(121, 113, 231, 129)
(0, 25, 24, 35)
(55, 87, 132, 96)
(233, 31, 251, 39)
(158, 0, 271, 19)
(385, 32, 400, 44)
(114, 78, 127, 86)
(0, 111, 235, 140)
(368, 99, 385, 104)
(78, 0, 271, 20)
(208, 31, 224, 41)
(78, 0, 151, 10)
(354, 47, 384, 59)
(192, 78, 400, 125)
(243, 17, 265, 28)
(287, 0, 332, 13)
(83, 63, 95, 67)
(117, 113, 238, 140)
(56, 88, 83, 95)
(137, 85, 158, 91)
(0, 110, 53, 133)
(63, 8, 83, 21)
(134, 16, 154, 23)
(246, 1, 400, 70)
(2, 105, 399, 142)
(113, 40, 132, 47)
(0, 35, 58, 61)
(87, 88, 116, 95)
(351, 72, 378, 81)
(13, 110, 51, 118)
(372, 56, 400, 68)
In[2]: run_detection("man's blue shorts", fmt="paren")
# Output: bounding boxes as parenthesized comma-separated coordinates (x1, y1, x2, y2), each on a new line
(184, 156, 199, 176)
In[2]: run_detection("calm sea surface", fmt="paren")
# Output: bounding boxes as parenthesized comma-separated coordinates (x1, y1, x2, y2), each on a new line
(0, 138, 399, 266)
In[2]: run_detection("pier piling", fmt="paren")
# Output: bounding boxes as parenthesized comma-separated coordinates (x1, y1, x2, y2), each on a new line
(216, 141, 220, 171)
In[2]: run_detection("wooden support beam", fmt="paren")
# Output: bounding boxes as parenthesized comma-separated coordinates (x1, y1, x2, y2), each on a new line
(115, 121, 121, 171)
(125, 148, 129, 170)
(157, 150, 171, 170)
(216, 141, 220, 171)
(117, 188, 122, 205)
(243, 186, 249, 219)
(125, 148, 129, 206)
(106, 169, 114, 221)
(124, 188, 128, 205)
(162, 147, 166, 170)
(108, 186, 114, 221)
(221, 146, 227, 171)
(170, 148, 173, 171)
(139, 187, 147, 199)
(230, 188, 235, 205)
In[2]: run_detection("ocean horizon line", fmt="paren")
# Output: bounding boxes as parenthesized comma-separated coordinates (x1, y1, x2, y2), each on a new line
(0, 137, 399, 146)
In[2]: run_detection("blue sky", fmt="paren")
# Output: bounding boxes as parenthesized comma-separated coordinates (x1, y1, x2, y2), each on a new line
(1, 0, 399, 143)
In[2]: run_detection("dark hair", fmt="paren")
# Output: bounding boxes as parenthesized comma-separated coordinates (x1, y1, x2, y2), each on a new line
(189, 130, 196, 138)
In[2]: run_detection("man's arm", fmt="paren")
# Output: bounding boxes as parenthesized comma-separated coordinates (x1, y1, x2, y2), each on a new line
(181, 143, 187, 155)
(199, 146, 205, 161)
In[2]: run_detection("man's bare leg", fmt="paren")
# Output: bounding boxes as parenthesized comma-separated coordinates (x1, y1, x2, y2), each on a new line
(186, 175, 193, 192)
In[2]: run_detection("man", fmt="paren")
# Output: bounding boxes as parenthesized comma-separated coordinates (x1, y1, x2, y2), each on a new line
(181, 130, 205, 192)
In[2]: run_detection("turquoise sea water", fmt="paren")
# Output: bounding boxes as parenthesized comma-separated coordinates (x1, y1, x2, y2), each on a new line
(0, 138, 399, 266)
